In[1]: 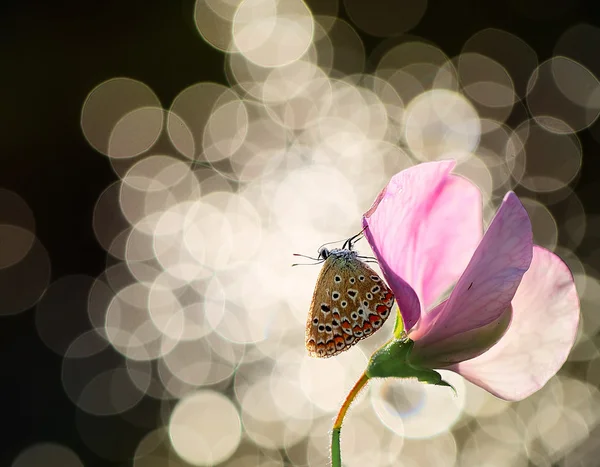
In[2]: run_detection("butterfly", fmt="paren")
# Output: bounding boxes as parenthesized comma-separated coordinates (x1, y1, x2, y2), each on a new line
(298, 232, 395, 358)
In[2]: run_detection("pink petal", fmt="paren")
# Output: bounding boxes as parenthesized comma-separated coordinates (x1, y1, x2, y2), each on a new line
(362, 160, 482, 331)
(410, 192, 533, 344)
(410, 303, 512, 368)
(447, 246, 580, 401)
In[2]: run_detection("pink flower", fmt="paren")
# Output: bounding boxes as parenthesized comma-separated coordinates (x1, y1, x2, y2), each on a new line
(362, 160, 580, 401)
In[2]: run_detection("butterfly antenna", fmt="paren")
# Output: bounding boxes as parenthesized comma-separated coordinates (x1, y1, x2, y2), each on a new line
(343, 227, 367, 250)
(293, 253, 320, 261)
(292, 261, 324, 267)
(357, 255, 378, 262)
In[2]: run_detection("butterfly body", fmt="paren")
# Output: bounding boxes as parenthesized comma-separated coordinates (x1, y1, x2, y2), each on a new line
(305, 247, 395, 358)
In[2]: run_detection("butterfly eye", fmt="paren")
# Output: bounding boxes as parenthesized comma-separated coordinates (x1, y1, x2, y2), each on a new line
(318, 248, 330, 260)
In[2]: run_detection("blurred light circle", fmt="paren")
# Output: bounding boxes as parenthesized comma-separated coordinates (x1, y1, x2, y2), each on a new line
(11, 443, 83, 467)
(386, 432, 458, 467)
(0, 188, 36, 232)
(378, 40, 448, 71)
(81, 78, 161, 156)
(536, 406, 589, 460)
(122, 155, 193, 193)
(108, 107, 164, 159)
(476, 119, 519, 190)
(404, 89, 481, 161)
(382, 69, 425, 110)
(209, 117, 289, 182)
(371, 371, 465, 439)
(300, 350, 367, 412)
(147, 276, 194, 340)
(0, 237, 51, 316)
(261, 59, 327, 104)
(232, 0, 314, 68)
(462, 380, 512, 418)
(527, 57, 600, 134)
(62, 333, 148, 416)
(202, 99, 249, 163)
(520, 198, 559, 251)
(555, 25, 600, 107)
(344, 0, 427, 38)
(339, 409, 387, 466)
(169, 83, 239, 162)
(0, 225, 35, 270)
(510, 119, 582, 193)
(180, 199, 234, 272)
(477, 407, 527, 445)
(462, 28, 538, 98)
(169, 391, 242, 466)
(239, 374, 313, 449)
(194, 0, 235, 52)
(454, 155, 494, 205)
(457, 52, 516, 123)
(271, 165, 360, 237)
(93, 181, 130, 252)
(104, 282, 176, 360)
(162, 332, 243, 393)
(560, 191, 587, 250)
(0, 189, 36, 268)
(133, 428, 176, 467)
(461, 429, 528, 467)
(321, 17, 365, 76)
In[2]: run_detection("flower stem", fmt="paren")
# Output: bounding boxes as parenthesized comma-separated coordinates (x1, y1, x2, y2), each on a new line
(331, 372, 370, 467)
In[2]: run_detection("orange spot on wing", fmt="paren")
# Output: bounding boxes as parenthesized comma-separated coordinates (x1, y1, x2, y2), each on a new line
(368, 315, 380, 324)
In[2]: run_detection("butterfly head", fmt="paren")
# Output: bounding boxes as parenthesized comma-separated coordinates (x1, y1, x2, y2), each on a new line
(318, 247, 358, 263)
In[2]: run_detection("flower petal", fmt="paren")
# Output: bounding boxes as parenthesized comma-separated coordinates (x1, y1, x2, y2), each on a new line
(447, 246, 580, 401)
(410, 192, 533, 344)
(362, 160, 482, 331)
(411, 304, 512, 368)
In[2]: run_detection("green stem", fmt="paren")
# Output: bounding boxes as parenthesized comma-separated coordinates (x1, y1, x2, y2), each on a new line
(331, 372, 370, 467)
(331, 428, 341, 467)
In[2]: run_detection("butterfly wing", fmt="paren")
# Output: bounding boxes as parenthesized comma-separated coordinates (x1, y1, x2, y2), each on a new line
(305, 253, 395, 358)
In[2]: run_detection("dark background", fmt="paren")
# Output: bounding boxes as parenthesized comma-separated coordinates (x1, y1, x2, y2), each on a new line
(1, 1, 599, 466)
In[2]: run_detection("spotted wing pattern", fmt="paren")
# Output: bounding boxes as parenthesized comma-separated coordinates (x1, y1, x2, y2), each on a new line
(305, 250, 395, 358)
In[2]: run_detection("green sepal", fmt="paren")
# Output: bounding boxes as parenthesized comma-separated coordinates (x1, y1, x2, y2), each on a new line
(366, 338, 456, 394)
(392, 307, 405, 339)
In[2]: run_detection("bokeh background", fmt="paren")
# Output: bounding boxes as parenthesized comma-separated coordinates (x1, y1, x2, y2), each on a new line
(2, 0, 600, 466)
